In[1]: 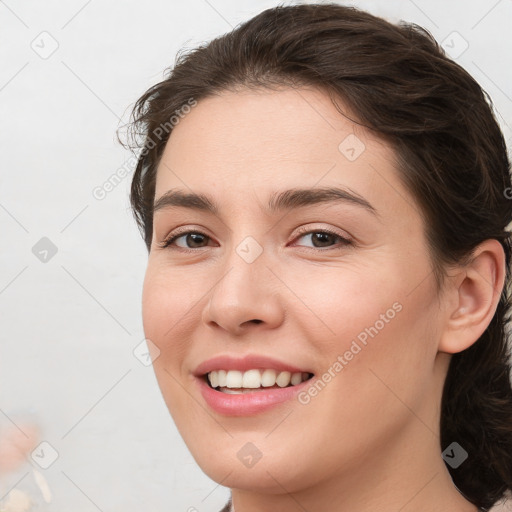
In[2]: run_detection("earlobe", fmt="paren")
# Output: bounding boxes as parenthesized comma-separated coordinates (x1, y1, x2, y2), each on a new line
(438, 239, 506, 354)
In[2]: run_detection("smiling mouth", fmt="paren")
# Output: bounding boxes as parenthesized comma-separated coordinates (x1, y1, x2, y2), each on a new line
(203, 369, 315, 394)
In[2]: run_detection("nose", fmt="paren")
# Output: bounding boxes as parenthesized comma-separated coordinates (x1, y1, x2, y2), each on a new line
(201, 249, 285, 336)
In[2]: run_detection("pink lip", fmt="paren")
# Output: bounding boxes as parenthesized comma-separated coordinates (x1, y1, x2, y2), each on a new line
(196, 375, 313, 416)
(193, 354, 315, 416)
(193, 353, 312, 376)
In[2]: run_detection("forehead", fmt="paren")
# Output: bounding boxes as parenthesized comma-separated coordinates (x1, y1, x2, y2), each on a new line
(154, 86, 416, 223)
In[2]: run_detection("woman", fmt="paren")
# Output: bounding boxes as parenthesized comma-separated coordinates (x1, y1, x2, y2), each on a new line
(120, 4, 512, 511)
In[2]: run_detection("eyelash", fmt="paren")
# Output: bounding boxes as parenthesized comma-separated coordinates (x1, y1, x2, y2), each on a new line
(158, 226, 352, 253)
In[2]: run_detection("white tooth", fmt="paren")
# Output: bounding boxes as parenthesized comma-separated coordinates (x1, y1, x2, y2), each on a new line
(242, 369, 261, 388)
(217, 370, 227, 387)
(276, 371, 291, 387)
(260, 369, 277, 387)
(225, 370, 243, 388)
(210, 368, 308, 390)
(208, 371, 219, 388)
(291, 372, 303, 386)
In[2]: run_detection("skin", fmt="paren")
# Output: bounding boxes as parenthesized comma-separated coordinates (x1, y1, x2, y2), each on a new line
(142, 86, 505, 512)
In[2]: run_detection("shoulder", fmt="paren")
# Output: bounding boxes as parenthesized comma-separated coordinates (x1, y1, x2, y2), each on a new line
(218, 498, 232, 512)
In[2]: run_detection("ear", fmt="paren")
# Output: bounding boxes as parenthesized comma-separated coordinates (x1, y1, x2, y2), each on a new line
(438, 239, 506, 354)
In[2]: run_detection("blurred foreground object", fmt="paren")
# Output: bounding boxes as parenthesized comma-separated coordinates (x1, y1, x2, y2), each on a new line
(0, 421, 52, 511)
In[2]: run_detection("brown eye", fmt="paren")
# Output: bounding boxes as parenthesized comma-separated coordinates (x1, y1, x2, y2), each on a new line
(293, 228, 352, 250)
(159, 227, 351, 252)
(160, 231, 212, 250)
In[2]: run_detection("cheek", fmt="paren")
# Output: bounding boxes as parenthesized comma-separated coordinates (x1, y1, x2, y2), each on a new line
(141, 263, 194, 367)
(293, 262, 435, 398)
(142, 256, 196, 324)
(288, 260, 405, 350)
(141, 264, 199, 419)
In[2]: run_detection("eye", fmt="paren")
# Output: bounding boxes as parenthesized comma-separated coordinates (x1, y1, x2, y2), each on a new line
(159, 226, 352, 252)
(291, 227, 352, 250)
(159, 230, 213, 251)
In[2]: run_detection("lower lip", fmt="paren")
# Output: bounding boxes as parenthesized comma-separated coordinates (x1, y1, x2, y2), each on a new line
(196, 376, 313, 416)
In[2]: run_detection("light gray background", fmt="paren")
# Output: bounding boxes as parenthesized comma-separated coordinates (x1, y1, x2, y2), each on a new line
(1, 0, 511, 511)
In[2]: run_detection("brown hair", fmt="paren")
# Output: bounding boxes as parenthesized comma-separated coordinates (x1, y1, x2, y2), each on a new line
(119, 3, 512, 510)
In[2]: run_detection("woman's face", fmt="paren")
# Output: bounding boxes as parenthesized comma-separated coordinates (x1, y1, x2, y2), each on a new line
(142, 86, 449, 493)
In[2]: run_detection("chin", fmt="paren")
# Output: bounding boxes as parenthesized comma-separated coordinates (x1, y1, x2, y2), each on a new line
(187, 440, 314, 494)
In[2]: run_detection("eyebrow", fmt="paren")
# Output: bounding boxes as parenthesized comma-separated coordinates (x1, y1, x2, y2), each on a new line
(153, 186, 379, 217)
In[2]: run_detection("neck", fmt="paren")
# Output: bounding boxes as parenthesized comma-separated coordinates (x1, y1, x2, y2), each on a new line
(229, 418, 479, 512)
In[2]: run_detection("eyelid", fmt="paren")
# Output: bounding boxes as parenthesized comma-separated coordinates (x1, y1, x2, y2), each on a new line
(158, 225, 215, 250)
(158, 224, 353, 251)
(293, 224, 352, 243)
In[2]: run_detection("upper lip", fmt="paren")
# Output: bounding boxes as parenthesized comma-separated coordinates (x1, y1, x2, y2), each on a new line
(193, 354, 314, 377)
